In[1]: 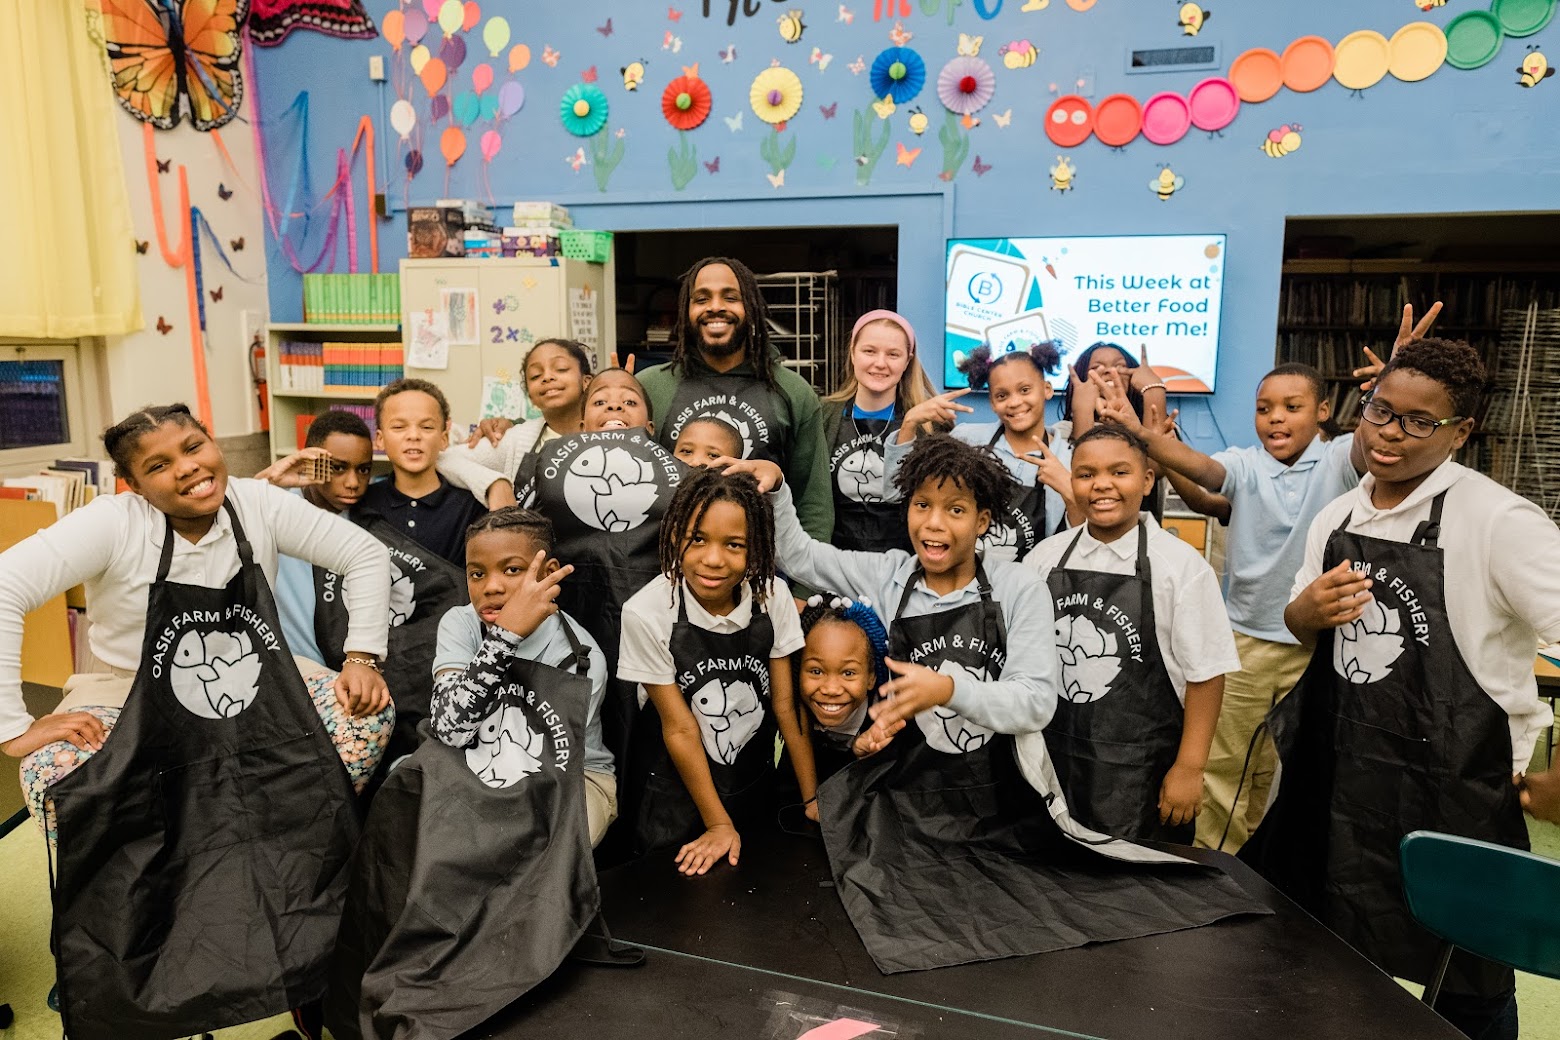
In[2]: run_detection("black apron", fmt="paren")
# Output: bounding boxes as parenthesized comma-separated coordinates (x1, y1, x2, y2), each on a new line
(828, 401, 910, 553)
(315, 510, 468, 756)
(820, 562, 1268, 973)
(326, 618, 599, 1040)
(50, 501, 359, 1040)
(1242, 492, 1529, 998)
(1044, 522, 1191, 843)
(978, 427, 1045, 564)
(632, 588, 777, 852)
(516, 429, 683, 776)
(655, 368, 793, 465)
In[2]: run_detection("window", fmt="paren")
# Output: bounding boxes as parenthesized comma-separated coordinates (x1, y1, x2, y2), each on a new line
(0, 342, 98, 471)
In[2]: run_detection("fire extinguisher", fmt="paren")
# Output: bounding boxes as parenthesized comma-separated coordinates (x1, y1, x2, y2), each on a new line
(249, 334, 269, 432)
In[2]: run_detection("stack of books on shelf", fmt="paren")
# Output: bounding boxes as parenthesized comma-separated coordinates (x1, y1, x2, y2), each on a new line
(295, 405, 378, 455)
(278, 341, 404, 393)
(1, 458, 118, 517)
(302, 273, 401, 324)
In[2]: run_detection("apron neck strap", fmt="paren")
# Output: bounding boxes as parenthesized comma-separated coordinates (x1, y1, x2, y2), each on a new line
(1135, 520, 1150, 578)
(1055, 526, 1088, 569)
(894, 560, 995, 622)
(157, 499, 249, 582)
(1410, 491, 1447, 548)
(556, 614, 591, 676)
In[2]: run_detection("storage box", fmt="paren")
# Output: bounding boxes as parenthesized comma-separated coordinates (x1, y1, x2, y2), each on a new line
(511, 201, 572, 227)
(501, 228, 561, 258)
(407, 207, 465, 258)
(560, 229, 613, 264)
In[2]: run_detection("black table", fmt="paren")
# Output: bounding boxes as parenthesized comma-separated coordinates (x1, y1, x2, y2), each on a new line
(475, 827, 1462, 1040)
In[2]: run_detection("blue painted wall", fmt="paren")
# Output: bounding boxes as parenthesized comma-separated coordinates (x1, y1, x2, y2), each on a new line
(254, 0, 1560, 449)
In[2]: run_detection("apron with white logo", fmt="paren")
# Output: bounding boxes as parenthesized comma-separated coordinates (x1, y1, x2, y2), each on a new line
(656, 371, 792, 465)
(517, 429, 683, 775)
(1243, 492, 1529, 998)
(326, 619, 598, 1040)
(1045, 522, 1190, 843)
(50, 501, 358, 1040)
(314, 510, 468, 755)
(632, 589, 776, 853)
(978, 427, 1045, 564)
(828, 402, 909, 553)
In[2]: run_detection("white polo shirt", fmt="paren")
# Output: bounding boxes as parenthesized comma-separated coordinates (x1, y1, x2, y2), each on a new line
(1291, 461, 1560, 770)
(619, 574, 805, 692)
(1025, 515, 1242, 702)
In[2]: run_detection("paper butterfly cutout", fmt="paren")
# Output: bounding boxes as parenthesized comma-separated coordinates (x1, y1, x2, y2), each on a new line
(217, 182, 233, 200)
(704, 156, 721, 173)
(156, 316, 173, 335)
(819, 101, 837, 119)
(209, 285, 223, 302)
(596, 17, 613, 36)
(101, 0, 247, 131)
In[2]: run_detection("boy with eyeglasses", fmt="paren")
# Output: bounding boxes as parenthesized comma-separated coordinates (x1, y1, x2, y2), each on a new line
(1093, 305, 1441, 850)
(1244, 337, 1560, 1040)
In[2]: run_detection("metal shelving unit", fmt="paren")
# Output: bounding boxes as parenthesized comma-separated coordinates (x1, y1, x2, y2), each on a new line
(756, 271, 842, 395)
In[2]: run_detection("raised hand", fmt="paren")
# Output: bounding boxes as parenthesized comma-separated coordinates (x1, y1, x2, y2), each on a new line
(468, 417, 516, 448)
(1091, 371, 1148, 435)
(1129, 343, 1165, 392)
(1023, 437, 1075, 499)
(713, 456, 784, 492)
(609, 351, 637, 374)
(256, 446, 330, 488)
(495, 551, 575, 640)
(1355, 302, 1443, 392)
(898, 388, 976, 441)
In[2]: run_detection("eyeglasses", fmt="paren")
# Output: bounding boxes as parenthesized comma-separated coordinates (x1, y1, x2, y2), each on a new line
(1359, 396, 1466, 439)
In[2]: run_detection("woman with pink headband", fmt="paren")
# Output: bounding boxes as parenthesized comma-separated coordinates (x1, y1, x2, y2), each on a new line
(821, 310, 942, 551)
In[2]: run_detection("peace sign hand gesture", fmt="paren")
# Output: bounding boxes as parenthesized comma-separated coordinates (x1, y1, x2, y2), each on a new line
(494, 550, 575, 640)
(1091, 371, 1148, 436)
(1355, 301, 1443, 392)
(898, 388, 976, 442)
(1022, 436, 1073, 498)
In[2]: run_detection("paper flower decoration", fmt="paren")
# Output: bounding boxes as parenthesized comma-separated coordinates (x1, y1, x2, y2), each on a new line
(937, 56, 995, 115)
(560, 83, 609, 136)
(870, 47, 926, 104)
(662, 72, 713, 130)
(750, 66, 803, 126)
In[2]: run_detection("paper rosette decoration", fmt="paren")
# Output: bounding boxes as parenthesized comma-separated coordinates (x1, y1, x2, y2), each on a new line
(560, 83, 609, 137)
(662, 73, 713, 130)
(750, 66, 803, 125)
(937, 56, 995, 115)
(870, 47, 926, 103)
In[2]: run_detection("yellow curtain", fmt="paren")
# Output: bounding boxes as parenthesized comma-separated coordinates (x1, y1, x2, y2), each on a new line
(0, 2, 142, 337)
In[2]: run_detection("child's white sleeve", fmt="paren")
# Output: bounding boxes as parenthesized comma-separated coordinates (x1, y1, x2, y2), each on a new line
(772, 483, 895, 603)
(1171, 558, 1243, 683)
(1288, 497, 1339, 603)
(768, 578, 805, 657)
(1489, 499, 1560, 646)
(617, 593, 677, 685)
(435, 447, 510, 505)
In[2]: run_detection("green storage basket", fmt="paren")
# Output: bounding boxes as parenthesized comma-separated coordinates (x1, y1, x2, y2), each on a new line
(560, 229, 613, 263)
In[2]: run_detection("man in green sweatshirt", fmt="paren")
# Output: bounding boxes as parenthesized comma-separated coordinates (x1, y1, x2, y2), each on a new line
(639, 256, 834, 540)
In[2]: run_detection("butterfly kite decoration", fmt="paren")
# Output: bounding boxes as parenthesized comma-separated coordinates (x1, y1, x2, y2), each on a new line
(100, 0, 251, 131)
(247, 0, 377, 47)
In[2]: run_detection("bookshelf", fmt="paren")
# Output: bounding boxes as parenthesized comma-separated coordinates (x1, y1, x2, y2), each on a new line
(1274, 262, 1560, 518)
(265, 323, 402, 460)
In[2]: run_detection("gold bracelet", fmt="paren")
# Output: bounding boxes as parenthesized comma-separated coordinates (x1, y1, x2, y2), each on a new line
(343, 654, 381, 671)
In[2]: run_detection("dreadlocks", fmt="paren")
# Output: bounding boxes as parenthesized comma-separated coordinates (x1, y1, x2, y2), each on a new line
(669, 257, 781, 395)
(891, 434, 1018, 519)
(465, 506, 555, 556)
(658, 467, 777, 606)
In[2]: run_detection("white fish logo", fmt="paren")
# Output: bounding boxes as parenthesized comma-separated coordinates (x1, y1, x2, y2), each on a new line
(1055, 614, 1122, 703)
(563, 444, 661, 532)
(912, 660, 995, 754)
(465, 702, 544, 788)
(690, 677, 764, 764)
(387, 570, 416, 627)
(1334, 599, 1407, 685)
(835, 446, 885, 503)
(169, 629, 263, 718)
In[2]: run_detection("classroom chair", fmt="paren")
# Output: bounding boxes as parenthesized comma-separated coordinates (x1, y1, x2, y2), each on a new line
(1399, 830, 1560, 1006)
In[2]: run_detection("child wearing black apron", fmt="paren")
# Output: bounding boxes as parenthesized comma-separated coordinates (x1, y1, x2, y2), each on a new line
(1023, 424, 1238, 843)
(0, 405, 394, 1040)
(722, 435, 1267, 972)
(1249, 341, 1560, 1040)
(617, 468, 810, 874)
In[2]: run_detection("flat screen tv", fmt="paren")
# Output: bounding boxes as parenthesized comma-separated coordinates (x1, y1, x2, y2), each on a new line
(943, 233, 1227, 392)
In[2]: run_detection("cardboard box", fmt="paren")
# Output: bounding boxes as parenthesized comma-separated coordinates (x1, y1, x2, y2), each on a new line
(510, 201, 572, 227)
(406, 206, 465, 258)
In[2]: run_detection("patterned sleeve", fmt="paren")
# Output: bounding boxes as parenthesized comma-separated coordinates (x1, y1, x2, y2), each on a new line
(430, 630, 523, 748)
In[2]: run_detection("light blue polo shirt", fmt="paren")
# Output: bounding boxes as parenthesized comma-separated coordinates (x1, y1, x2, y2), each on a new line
(1212, 434, 1360, 643)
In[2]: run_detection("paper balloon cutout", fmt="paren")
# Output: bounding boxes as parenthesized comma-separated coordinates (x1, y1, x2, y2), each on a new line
(406, 149, 424, 176)
(410, 44, 431, 74)
(473, 62, 493, 94)
(870, 47, 927, 104)
(454, 90, 481, 126)
(750, 66, 803, 125)
(484, 16, 510, 57)
(390, 99, 417, 138)
(382, 9, 405, 51)
(480, 129, 502, 161)
(422, 0, 440, 17)
(462, 1, 481, 32)
(430, 93, 451, 120)
(662, 71, 713, 130)
(937, 56, 995, 115)
(440, 35, 466, 72)
(404, 6, 429, 44)
(509, 43, 530, 72)
(421, 56, 448, 94)
(480, 94, 500, 121)
(438, 0, 462, 37)
(560, 82, 609, 136)
(440, 125, 466, 164)
(498, 79, 525, 117)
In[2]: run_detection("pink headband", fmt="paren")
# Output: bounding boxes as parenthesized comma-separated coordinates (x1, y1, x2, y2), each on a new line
(850, 309, 917, 355)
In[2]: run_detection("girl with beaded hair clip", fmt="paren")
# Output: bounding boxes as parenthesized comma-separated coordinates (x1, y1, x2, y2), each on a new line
(795, 593, 891, 801)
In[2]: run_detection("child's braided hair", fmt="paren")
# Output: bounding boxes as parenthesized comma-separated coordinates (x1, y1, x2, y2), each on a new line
(799, 593, 890, 689)
(465, 506, 555, 556)
(658, 467, 777, 606)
